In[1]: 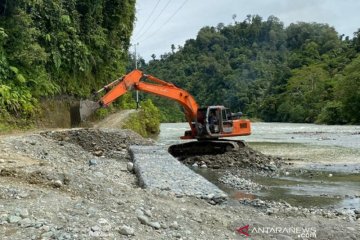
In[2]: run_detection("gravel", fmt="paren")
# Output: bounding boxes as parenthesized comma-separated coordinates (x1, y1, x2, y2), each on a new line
(218, 171, 266, 192)
(178, 144, 282, 172)
(118, 225, 135, 236)
(239, 198, 359, 222)
(0, 128, 359, 240)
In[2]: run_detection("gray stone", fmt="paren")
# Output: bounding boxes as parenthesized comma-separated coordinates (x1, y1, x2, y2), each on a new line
(137, 214, 150, 225)
(127, 162, 134, 172)
(16, 208, 29, 218)
(144, 209, 152, 217)
(93, 150, 103, 157)
(41, 225, 51, 232)
(206, 193, 215, 199)
(0, 214, 8, 222)
(119, 225, 135, 236)
(19, 218, 32, 227)
(346, 227, 356, 231)
(266, 208, 274, 215)
(268, 164, 277, 171)
(135, 209, 144, 216)
(89, 159, 97, 166)
(8, 215, 22, 223)
(200, 164, 207, 168)
(148, 221, 161, 229)
(41, 231, 54, 238)
(53, 180, 63, 188)
(170, 221, 179, 230)
(91, 225, 101, 232)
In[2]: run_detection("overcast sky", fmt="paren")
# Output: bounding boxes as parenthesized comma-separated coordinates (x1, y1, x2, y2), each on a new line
(130, 0, 360, 62)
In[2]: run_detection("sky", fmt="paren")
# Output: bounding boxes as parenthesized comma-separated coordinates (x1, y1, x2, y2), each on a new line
(130, 0, 360, 62)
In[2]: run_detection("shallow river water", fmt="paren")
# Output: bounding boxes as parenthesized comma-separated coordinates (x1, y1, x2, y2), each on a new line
(156, 122, 360, 209)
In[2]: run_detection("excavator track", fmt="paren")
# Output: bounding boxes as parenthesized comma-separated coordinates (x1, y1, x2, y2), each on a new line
(168, 139, 246, 158)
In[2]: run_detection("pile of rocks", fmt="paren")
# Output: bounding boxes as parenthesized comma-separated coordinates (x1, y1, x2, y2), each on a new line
(41, 128, 153, 159)
(218, 172, 266, 192)
(180, 145, 281, 171)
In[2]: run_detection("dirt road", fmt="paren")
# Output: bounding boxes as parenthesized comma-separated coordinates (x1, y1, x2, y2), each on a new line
(93, 109, 137, 129)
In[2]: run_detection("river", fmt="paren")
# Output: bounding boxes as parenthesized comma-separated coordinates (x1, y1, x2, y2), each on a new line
(156, 122, 360, 168)
(156, 122, 360, 209)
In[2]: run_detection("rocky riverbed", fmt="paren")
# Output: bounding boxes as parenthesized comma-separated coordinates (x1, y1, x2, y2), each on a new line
(0, 128, 359, 239)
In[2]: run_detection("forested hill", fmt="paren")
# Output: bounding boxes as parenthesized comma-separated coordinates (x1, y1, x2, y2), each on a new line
(142, 15, 360, 124)
(0, 0, 135, 126)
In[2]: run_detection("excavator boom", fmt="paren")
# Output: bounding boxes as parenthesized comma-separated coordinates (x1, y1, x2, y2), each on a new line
(98, 69, 199, 138)
(75, 69, 251, 143)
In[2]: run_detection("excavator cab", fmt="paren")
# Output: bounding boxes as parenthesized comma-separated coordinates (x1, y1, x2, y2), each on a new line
(173, 105, 250, 157)
(194, 106, 246, 139)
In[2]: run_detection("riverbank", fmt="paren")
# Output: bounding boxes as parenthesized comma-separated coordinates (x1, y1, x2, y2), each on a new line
(0, 127, 359, 239)
(159, 122, 360, 209)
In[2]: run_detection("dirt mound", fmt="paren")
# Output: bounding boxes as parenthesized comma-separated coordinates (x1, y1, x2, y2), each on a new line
(177, 145, 282, 171)
(40, 128, 153, 158)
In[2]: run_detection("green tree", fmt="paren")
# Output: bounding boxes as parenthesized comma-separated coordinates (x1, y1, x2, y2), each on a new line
(279, 65, 331, 122)
(335, 55, 360, 123)
(141, 15, 357, 124)
(0, 0, 136, 126)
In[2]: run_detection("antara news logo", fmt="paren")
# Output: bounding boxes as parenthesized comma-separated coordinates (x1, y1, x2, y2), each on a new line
(236, 224, 317, 238)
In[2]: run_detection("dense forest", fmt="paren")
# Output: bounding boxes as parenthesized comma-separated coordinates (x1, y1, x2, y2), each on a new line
(1, 3, 360, 127)
(138, 15, 360, 124)
(0, 0, 136, 127)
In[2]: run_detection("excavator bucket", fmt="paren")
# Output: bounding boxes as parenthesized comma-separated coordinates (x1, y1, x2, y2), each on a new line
(70, 100, 100, 126)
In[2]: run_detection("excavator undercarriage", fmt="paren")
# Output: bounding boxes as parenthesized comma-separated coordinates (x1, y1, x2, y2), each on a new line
(168, 139, 246, 159)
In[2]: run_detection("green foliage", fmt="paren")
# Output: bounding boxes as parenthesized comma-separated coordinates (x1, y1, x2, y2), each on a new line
(122, 113, 147, 137)
(142, 15, 359, 124)
(316, 101, 344, 124)
(144, 95, 185, 122)
(278, 65, 331, 122)
(335, 55, 360, 123)
(95, 107, 111, 120)
(117, 92, 137, 109)
(0, 0, 136, 128)
(140, 99, 160, 134)
(122, 99, 160, 137)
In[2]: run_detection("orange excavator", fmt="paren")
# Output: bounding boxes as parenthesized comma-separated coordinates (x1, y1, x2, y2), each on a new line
(77, 69, 251, 156)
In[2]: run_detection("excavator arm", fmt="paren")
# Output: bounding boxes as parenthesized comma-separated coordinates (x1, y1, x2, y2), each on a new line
(75, 68, 251, 143)
(99, 69, 199, 137)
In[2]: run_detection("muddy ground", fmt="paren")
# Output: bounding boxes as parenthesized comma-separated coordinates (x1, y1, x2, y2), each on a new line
(0, 128, 359, 240)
